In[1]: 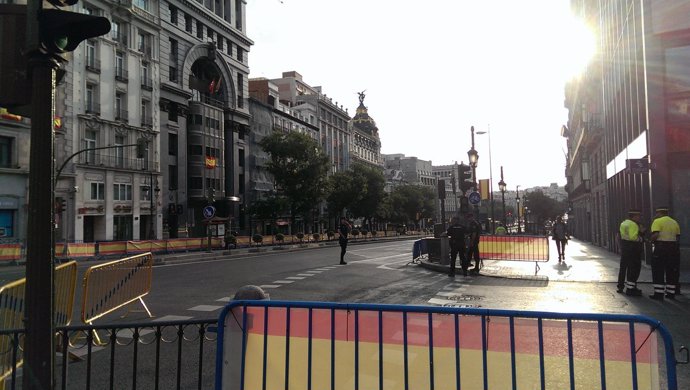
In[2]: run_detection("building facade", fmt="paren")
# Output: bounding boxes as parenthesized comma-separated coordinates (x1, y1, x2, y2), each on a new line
(383, 154, 435, 188)
(564, 0, 689, 261)
(432, 164, 460, 219)
(0, 111, 30, 242)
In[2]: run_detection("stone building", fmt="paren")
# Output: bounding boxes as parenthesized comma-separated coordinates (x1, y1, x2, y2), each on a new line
(350, 92, 383, 170)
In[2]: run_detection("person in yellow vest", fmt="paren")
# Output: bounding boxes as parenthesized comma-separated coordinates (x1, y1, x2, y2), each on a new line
(649, 207, 681, 300)
(494, 223, 507, 235)
(617, 210, 644, 296)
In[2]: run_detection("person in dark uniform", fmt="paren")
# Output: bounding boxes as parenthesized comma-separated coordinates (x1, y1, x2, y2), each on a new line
(446, 217, 467, 277)
(649, 207, 681, 300)
(551, 216, 569, 263)
(466, 213, 482, 274)
(617, 209, 644, 296)
(338, 217, 352, 265)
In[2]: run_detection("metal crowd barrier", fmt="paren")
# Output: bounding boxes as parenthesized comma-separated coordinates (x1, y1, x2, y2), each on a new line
(0, 261, 77, 384)
(479, 234, 550, 273)
(81, 252, 154, 330)
(216, 301, 688, 390)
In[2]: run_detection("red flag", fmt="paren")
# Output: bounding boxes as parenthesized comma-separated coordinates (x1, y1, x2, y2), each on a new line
(208, 79, 215, 94)
(214, 78, 222, 93)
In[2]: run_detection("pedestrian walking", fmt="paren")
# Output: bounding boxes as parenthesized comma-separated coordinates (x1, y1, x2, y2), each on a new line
(649, 207, 681, 300)
(551, 216, 569, 263)
(466, 213, 482, 274)
(617, 210, 644, 296)
(338, 217, 352, 265)
(446, 217, 467, 277)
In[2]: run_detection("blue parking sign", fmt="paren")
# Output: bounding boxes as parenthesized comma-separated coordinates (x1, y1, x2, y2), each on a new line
(468, 191, 481, 206)
(203, 205, 216, 219)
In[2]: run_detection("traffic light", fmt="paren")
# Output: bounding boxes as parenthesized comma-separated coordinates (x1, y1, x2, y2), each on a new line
(38, 8, 111, 55)
(55, 197, 66, 213)
(437, 179, 446, 199)
(458, 163, 473, 193)
(136, 138, 148, 158)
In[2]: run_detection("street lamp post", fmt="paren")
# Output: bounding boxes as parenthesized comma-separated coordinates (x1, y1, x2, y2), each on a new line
(206, 187, 215, 252)
(467, 126, 479, 217)
(476, 127, 494, 233)
(522, 194, 528, 233)
(516, 185, 521, 234)
(498, 166, 507, 227)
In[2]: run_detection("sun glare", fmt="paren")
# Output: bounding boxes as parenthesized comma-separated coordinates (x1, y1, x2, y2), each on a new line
(560, 15, 597, 81)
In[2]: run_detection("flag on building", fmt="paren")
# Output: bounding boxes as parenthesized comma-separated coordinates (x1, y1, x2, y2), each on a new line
(208, 79, 216, 94)
(479, 179, 490, 200)
(214, 77, 222, 93)
(205, 156, 217, 169)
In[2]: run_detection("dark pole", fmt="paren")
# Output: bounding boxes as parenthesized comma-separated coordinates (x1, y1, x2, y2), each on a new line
(24, 30, 59, 390)
(500, 166, 507, 227)
(149, 169, 154, 239)
(516, 185, 521, 234)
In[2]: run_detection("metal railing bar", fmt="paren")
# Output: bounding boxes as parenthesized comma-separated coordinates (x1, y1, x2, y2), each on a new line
(109, 329, 117, 390)
(481, 315, 488, 390)
(354, 309, 359, 390)
(176, 325, 183, 390)
(537, 318, 545, 390)
(597, 320, 607, 390)
(61, 330, 68, 390)
(307, 307, 313, 390)
(86, 329, 94, 389)
(132, 328, 140, 390)
(454, 313, 460, 390)
(427, 312, 434, 390)
(198, 324, 205, 390)
(284, 307, 291, 390)
(629, 321, 639, 390)
(240, 305, 248, 390)
(567, 319, 575, 390)
(262, 306, 269, 390)
(330, 308, 335, 390)
(403, 311, 409, 390)
(155, 326, 162, 390)
(378, 310, 383, 390)
(509, 316, 516, 390)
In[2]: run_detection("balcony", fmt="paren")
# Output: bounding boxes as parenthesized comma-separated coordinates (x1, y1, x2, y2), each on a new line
(141, 76, 153, 91)
(141, 116, 153, 128)
(115, 108, 128, 122)
(112, 32, 128, 47)
(115, 67, 128, 82)
(139, 45, 152, 58)
(85, 102, 101, 115)
(77, 151, 159, 171)
(85, 58, 100, 73)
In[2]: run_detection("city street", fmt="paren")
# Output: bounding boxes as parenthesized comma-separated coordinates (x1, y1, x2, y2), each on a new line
(0, 237, 688, 388)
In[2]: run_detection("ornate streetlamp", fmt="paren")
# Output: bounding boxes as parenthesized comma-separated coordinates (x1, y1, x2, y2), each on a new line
(516, 185, 521, 234)
(498, 166, 507, 227)
(467, 126, 479, 217)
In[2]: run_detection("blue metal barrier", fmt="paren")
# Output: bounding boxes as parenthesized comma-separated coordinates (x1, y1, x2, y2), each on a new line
(216, 301, 684, 390)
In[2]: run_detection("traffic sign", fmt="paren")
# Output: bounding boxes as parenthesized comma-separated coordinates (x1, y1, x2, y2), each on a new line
(468, 191, 481, 206)
(203, 205, 216, 219)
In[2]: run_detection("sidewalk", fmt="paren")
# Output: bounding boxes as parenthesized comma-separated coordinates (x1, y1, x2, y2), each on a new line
(419, 238, 690, 284)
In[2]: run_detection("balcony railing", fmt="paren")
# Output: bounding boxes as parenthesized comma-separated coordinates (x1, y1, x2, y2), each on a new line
(114, 108, 128, 122)
(112, 31, 128, 47)
(139, 45, 152, 57)
(115, 67, 128, 82)
(77, 151, 159, 171)
(85, 58, 100, 72)
(85, 102, 100, 115)
(141, 115, 153, 127)
(141, 76, 153, 90)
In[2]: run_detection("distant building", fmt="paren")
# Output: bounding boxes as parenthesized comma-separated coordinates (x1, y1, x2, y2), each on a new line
(383, 154, 435, 192)
(350, 93, 383, 169)
(432, 164, 460, 218)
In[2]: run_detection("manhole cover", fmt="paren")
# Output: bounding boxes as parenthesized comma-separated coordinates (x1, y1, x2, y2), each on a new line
(443, 303, 482, 308)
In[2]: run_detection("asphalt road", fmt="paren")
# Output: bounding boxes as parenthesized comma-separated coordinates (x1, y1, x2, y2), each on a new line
(1, 238, 689, 388)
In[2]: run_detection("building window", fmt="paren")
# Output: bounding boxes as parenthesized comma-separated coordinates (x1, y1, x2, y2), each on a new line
(115, 92, 126, 121)
(90, 182, 105, 200)
(169, 4, 177, 24)
(84, 130, 97, 163)
(185, 14, 192, 33)
(0, 136, 12, 168)
(238, 148, 244, 167)
(196, 21, 203, 39)
(190, 177, 202, 189)
(0, 210, 14, 237)
(168, 102, 178, 122)
(85, 84, 97, 113)
(236, 73, 243, 108)
(140, 185, 151, 201)
(113, 183, 132, 201)
(115, 135, 125, 167)
(133, 0, 148, 12)
(141, 100, 152, 127)
(235, 0, 242, 29)
(226, 40, 232, 56)
(237, 47, 243, 63)
(113, 215, 132, 241)
(168, 133, 178, 155)
(115, 52, 127, 81)
(137, 31, 151, 56)
(85, 40, 97, 70)
(217, 36, 223, 50)
(169, 165, 178, 190)
(188, 144, 202, 155)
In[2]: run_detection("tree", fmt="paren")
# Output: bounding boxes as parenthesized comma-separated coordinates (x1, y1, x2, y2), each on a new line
(388, 185, 437, 226)
(326, 171, 362, 218)
(348, 164, 386, 230)
(248, 195, 288, 235)
(259, 131, 331, 233)
(524, 190, 567, 223)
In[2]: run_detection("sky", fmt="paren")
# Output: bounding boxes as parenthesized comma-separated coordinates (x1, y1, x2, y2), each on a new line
(245, 0, 596, 190)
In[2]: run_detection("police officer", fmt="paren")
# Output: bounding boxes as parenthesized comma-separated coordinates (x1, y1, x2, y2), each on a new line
(617, 210, 644, 296)
(649, 207, 681, 300)
(446, 217, 467, 277)
(466, 213, 482, 274)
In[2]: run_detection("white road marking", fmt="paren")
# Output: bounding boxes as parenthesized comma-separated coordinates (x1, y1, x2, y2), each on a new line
(286, 276, 305, 280)
(260, 285, 281, 289)
(273, 280, 295, 284)
(153, 315, 193, 322)
(217, 297, 232, 302)
(428, 297, 457, 306)
(297, 273, 315, 277)
(188, 305, 224, 312)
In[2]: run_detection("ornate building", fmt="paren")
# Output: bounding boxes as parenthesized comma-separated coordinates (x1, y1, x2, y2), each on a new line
(350, 92, 383, 169)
